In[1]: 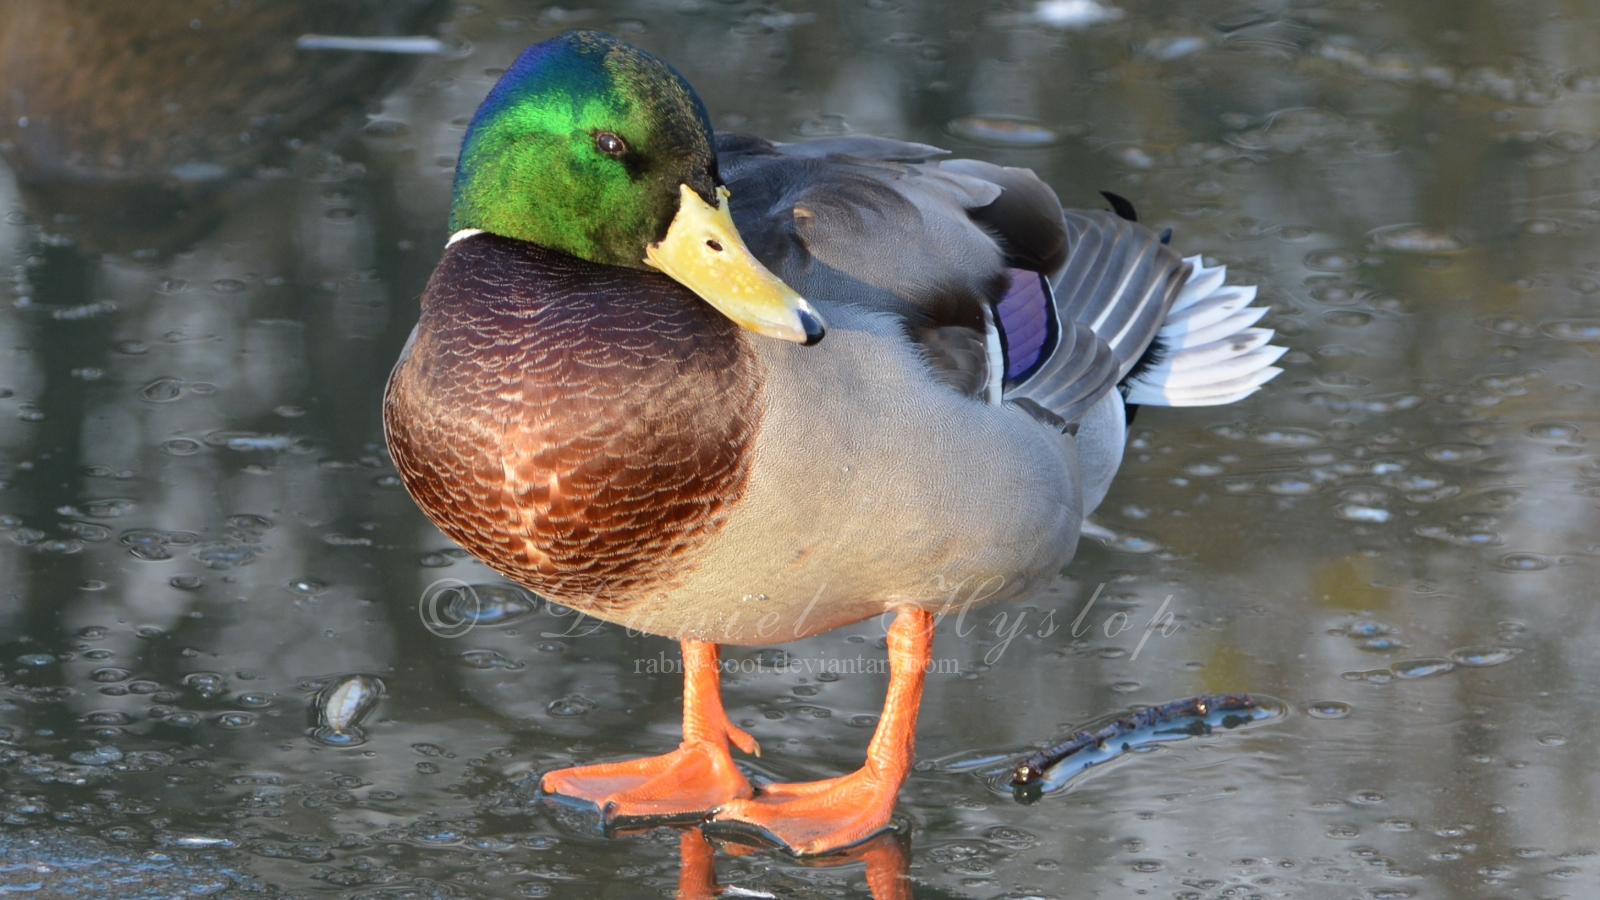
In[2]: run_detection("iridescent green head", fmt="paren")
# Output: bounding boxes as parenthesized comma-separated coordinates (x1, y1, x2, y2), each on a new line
(450, 31, 720, 270)
(450, 31, 825, 345)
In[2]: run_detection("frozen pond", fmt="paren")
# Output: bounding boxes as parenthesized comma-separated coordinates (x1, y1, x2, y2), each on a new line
(2, 0, 1599, 897)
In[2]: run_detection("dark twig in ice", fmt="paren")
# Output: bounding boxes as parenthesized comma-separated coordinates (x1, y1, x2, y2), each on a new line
(1010, 693, 1258, 794)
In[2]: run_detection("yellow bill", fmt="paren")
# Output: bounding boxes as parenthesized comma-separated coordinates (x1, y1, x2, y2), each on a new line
(645, 184, 825, 345)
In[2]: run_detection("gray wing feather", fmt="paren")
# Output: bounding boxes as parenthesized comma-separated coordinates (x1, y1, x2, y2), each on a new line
(719, 135, 1004, 334)
(1004, 320, 1118, 424)
(1052, 211, 1190, 378)
(1005, 211, 1190, 425)
(939, 159, 1068, 272)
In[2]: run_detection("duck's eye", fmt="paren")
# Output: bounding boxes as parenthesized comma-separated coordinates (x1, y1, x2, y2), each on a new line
(595, 132, 627, 156)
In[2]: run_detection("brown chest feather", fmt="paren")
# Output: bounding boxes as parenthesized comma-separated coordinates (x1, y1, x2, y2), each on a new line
(384, 234, 761, 611)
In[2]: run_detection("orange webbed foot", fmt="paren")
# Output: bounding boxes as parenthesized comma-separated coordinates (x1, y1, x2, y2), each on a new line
(710, 765, 903, 855)
(541, 641, 757, 823)
(541, 735, 754, 822)
(710, 607, 933, 856)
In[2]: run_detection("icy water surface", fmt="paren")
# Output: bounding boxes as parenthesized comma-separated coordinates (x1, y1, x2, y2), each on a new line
(3, 0, 1600, 897)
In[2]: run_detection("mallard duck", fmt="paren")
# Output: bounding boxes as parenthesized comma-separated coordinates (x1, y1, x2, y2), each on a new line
(383, 30, 1283, 855)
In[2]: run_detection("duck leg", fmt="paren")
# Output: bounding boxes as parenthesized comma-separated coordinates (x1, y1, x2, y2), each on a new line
(542, 641, 756, 822)
(711, 607, 933, 855)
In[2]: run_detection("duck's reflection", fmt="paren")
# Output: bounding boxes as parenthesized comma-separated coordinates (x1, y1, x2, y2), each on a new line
(673, 827, 912, 900)
(0, 0, 446, 254)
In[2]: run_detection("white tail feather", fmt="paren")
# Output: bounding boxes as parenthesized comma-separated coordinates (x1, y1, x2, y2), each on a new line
(1169, 306, 1270, 350)
(1161, 285, 1257, 334)
(1128, 365, 1282, 406)
(1124, 257, 1285, 407)
(1140, 345, 1288, 388)
(1158, 327, 1275, 371)
(1171, 260, 1227, 311)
